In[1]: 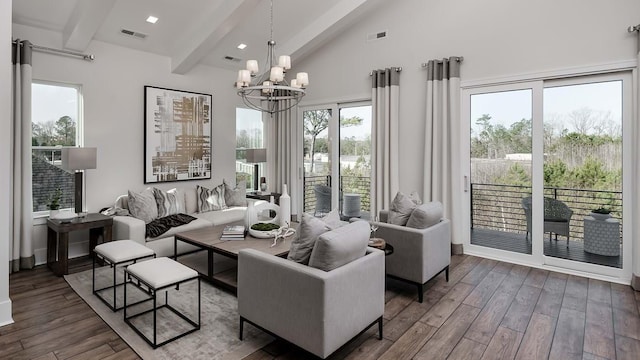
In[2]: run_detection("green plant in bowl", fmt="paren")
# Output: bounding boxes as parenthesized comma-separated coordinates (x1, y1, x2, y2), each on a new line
(251, 222, 280, 231)
(592, 207, 611, 214)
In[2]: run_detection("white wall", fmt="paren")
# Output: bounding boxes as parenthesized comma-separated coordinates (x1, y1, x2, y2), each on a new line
(297, 0, 640, 194)
(12, 24, 243, 263)
(295, 0, 640, 280)
(1, 0, 14, 327)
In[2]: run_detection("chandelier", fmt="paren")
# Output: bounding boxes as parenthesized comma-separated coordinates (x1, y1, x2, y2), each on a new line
(235, 0, 308, 114)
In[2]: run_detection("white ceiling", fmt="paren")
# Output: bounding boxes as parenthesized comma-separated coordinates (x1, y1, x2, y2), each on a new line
(12, 0, 383, 74)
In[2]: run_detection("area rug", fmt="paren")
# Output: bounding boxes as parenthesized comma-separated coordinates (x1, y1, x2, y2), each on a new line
(65, 265, 273, 360)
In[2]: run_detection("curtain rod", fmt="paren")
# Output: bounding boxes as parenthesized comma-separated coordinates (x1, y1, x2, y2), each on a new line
(421, 56, 464, 67)
(628, 24, 640, 32)
(368, 67, 402, 76)
(12, 39, 95, 61)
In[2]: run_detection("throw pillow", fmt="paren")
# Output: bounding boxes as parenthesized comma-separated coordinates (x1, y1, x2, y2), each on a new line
(406, 201, 443, 229)
(287, 213, 335, 265)
(321, 208, 343, 228)
(128, 188, 158, 224)
(153, 188, 184, 217)
(223, 179, 248, 207)
(388, 191, 418, 226)
(196, 184, 227, 212)
(308, 220, 370, 272)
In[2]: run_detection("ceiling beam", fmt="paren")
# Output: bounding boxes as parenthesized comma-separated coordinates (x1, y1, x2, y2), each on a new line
(62, 0, 116, 52)
(171, 0, 261, 75)
(277, 0, 381, 64)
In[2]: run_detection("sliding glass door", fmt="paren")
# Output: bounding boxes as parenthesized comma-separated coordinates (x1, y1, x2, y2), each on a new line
(300, 102, 372, 219)
(463, 71, 632, 280)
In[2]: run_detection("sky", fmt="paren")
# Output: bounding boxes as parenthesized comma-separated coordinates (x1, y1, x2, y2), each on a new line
(32, 82, 78, 124)
(470, 80, 623, 135)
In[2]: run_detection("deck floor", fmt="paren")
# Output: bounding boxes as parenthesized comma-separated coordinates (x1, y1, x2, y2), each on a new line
(471, 227, 622, 268)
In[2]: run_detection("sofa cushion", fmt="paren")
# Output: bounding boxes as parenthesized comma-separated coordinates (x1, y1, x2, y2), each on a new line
(287, 213, 335, 265)
(128, 188, 158, 224)
(197, 184, 227, 212)
(193, 206, 247, 226)
(224, 179, 248, 207)
(388, 191, 418, 226)
(406, 201, 443, 229)
(153, 188, 184, 217)
(308, 220, 370, 272)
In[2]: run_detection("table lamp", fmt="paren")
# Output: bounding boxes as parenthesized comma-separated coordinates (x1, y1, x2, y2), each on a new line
(245, 148, 267, 192)
(62, 147, 97, 216)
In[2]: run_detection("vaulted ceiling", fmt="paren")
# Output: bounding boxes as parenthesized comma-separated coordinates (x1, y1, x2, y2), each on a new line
(12, 0, 383, 74)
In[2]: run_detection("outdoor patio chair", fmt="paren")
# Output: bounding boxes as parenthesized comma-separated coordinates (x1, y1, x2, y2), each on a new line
(522, 196, 573, 243)
(313, 184, 332, 217)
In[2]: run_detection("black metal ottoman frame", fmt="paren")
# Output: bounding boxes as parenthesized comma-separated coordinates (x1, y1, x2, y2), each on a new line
(123, 271, 201, 349)
(92, 252, 156, 311)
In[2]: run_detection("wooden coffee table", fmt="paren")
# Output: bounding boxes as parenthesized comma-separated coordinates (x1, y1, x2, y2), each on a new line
(173, 221, 292, 294)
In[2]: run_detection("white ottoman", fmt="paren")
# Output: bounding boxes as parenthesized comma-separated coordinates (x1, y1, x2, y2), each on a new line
(124, 257, 200, 348)
(93, 240, 155, 311)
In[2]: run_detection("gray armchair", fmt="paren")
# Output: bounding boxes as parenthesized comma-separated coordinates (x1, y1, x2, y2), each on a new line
(522, 196, 572, 243)
(237, 227, 385, 358)
(375, 210, 451, 303)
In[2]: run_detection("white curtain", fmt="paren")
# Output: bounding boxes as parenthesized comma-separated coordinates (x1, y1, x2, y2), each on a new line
(265, 97, 296, 214)
(633, 26, 640, 290)
(11, 40, 35, 273)
(370, 68, 401, 216)
(423, 57, 461, 243)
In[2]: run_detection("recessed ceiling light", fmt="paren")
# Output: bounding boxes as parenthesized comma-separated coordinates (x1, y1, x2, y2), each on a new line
(237, 43, 247, 50)
(146, 16, 158, 24)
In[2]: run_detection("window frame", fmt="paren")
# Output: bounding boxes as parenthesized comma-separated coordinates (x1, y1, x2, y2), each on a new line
(31, 80, 83, 218)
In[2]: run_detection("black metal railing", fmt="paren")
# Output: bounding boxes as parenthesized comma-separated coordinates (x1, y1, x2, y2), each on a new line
(471, 183, 623, 241)
(303, 175, 371, 213)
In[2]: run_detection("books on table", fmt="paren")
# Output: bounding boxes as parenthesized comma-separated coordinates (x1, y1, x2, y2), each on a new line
(220, 225, 246, 240)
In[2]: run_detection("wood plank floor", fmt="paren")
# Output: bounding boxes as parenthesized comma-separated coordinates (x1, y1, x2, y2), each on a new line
(4, 254, 640, 359)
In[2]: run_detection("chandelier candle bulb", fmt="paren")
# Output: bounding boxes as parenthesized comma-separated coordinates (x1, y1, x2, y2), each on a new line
(296, 72, 309, 87)
(278, 55, 291, 70)
(246, 60, 259, 74)
(270, 66, 284, 82)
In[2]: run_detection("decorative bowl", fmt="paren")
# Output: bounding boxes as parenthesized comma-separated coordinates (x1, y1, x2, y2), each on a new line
(52, 212, 77, 223)
(248, 222, 280, 238)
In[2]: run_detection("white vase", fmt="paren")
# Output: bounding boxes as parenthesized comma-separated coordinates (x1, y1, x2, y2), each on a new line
(280, 184, 291, 227)
(245, 201, 257, 229)
(590, 212, 611, 221)
(49, 209, 59, 219)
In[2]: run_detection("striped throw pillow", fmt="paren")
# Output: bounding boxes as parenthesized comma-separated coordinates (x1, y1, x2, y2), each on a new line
(153, 188, 183, 217)
(196, 184, 227, 213)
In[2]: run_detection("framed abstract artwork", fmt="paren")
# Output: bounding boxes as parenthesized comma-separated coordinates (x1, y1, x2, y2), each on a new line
(144, 86, 212, 183)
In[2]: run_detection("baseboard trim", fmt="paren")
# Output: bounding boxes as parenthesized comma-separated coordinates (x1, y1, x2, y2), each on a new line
(451, 243, 463, 255)
(631, 274, 640, 291)
(0, 299, 14, 327)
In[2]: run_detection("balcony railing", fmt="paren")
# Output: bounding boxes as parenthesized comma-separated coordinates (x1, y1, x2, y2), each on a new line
(303, 175, 371, 213)
(471, 183, 622, 241)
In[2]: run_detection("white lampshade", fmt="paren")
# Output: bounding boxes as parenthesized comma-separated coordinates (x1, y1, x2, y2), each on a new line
(290, 79, 299, 88)
(239, 69, 251, 83)
(62, 147, 97, 170)
(296, 72, 309, 87)
(246, 148, 267, 163)
(270, 66, 284, 82)
(278, 55, 291, 70)
(246, 60, 259, 74)
(262, 81, 273, 94)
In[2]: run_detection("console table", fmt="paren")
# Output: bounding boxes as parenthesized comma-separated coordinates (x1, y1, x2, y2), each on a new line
(246, 192, 281, 205)
(47, 213, 113, 276)
(583, 216, 620, 256)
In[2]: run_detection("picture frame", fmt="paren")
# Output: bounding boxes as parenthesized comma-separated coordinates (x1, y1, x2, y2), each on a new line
(144, 86, 212, 183)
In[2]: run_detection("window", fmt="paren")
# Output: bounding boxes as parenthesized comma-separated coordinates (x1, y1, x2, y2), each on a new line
(236, 108, 263, 190)
(31, 82, 81, 214)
